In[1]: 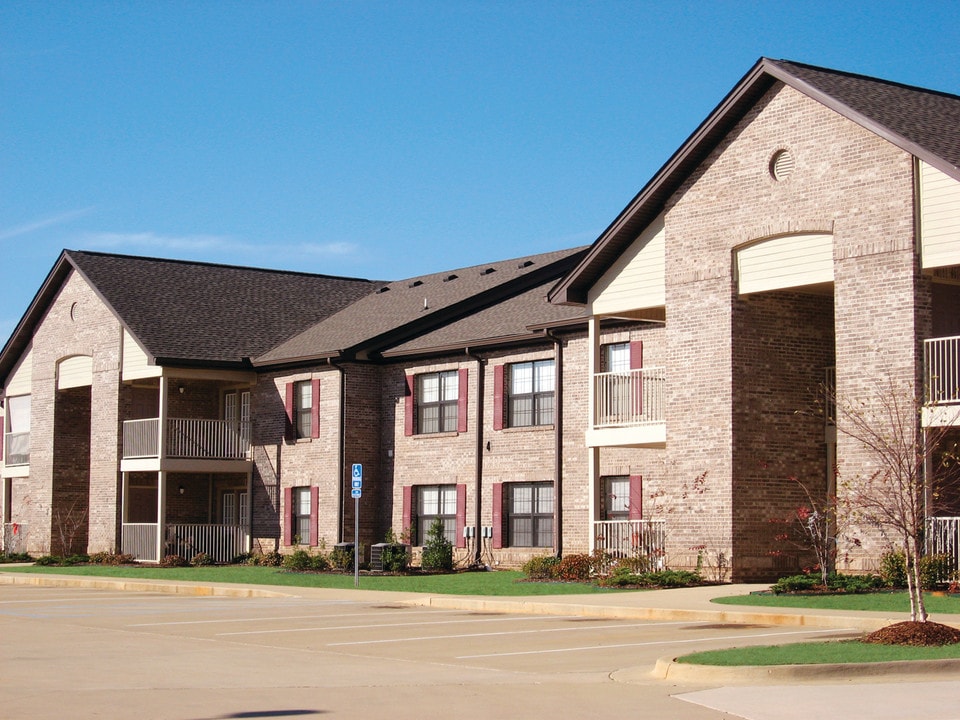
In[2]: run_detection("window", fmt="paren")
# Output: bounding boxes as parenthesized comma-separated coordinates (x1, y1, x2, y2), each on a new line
(508, 482, 554, 547)
(5, 395, 30, 465)
(417, 371, 459, 434)
(507, 360, 555, 427)
(294, 381, 313, 439)
(603, 342, 631, 372)
(603, 477, 631, 520)
(292, 487, 312, 545)
(417, 484, 457, 544)
(221, 491, 248, 526)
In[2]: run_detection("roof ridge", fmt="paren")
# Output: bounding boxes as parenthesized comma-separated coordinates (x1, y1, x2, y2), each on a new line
(768, 58, 960, 102)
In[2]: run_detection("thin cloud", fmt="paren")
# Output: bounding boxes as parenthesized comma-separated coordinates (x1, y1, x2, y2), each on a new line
(0, 207, 96, 241)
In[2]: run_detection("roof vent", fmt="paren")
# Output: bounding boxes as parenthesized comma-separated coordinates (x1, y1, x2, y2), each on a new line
(443, 274, 458, 282)
(770, 149, 794, 181)
(481, 267, 496, 275)
(409, 280, 423, 288)
(376, 286, 390, 294)
(518, 260, 534, 268)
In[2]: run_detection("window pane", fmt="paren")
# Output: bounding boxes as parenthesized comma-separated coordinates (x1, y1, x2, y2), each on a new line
(512, 485, 532, 514)
(420, 375, 439, 403)
(511, 517, 532, 547)
(535, 361, 555, 391)
(420, 486, 439, 515)
(511, 363, 533, 394)
(535, 393, 554, 425)
(535, 485, 554, 514)
(607, 478, 630, 515)
(441, 401, 458, 432)
(439, 486, 457, 515)
(298, 382, 312, 408)
(7, 395, 30, 433)
(535, 517, 554, 547)
(510, 396, 532, 427)
(296, 488, 311, 515)
(441, 371, 459, 400)
(419, 405, 439, 434)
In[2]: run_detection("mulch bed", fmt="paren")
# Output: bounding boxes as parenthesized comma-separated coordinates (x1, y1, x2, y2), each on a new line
(863, 621, 960, 646)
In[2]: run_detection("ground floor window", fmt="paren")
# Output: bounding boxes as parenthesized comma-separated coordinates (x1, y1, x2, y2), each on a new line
(221, 491, 248, 525)
(508, 482, 554, 547)
(603, 476, 631, 521)
(292, 486, 311, 545)
(417, 484, 457, 544)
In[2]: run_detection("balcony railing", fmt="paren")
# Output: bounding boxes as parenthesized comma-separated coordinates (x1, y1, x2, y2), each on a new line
(2, 522, 28, 554)
(593, 367, 665, 427)
(593, 519, 665, 568)
(3, 431, 29, 466)
(926, 516, 960, 577)
(122, 419, 250, 460)
(925, 336, 960, 405)
(121, 522, 249, 564)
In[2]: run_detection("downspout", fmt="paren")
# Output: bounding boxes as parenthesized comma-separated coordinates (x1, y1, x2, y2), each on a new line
(466, 348, 484, 567)
(328, 356, 347, 543)
(545, 330, 563, 558)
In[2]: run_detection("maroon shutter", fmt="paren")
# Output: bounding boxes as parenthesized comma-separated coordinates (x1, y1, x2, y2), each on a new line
(404, 375, 415, 437)
(629, 475, 643, 520)
(492, 483, 503, 549)
(309, 486, 319, 545)
(284, 382, 295, 442)
(457, 368, 468, 433)
(402, 485, 413, 542)
(455, 483, 467, 548)
(283, 487, 293, 545)
(630, 340, 643, 417)
(310, 378, 321, 439)
(493, 365, 504, 430)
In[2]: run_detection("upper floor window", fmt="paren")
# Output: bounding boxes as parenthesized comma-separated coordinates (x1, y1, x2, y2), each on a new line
(4, 395, 30, 466)
(294, 381, 313, 439)
(603, 342, 631, 373)
(508, 360, 555, 427)
(417, 370, 459, 434)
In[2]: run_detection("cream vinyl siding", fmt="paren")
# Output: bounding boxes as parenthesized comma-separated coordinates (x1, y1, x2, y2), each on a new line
(920, 161, 960, 270)
(588, 214, 665, 315)
(57, 355, 93, 389)
(736, 233, 833, 295)
(5, 346, 32, 396)
(121, 329, 160, 381)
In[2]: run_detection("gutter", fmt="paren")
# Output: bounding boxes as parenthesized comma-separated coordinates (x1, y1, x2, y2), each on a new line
(465, 348, 485, 566)
(544, 329, 564, 557)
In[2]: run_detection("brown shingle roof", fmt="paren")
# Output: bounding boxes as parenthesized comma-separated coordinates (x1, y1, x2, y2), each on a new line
(550, 57, 960, 305)
(254, 246, 587, 366)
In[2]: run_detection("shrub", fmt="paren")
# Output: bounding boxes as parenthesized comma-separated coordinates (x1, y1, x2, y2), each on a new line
(555, 553, 592, 582)
(160, 554, 189, 568)
(522, 555, 560, 580)
(330, 545, 355, 571)
(190, 552, 215, 567)
(33, 554, 88, 566)
(283, 548, 330, 572)
(599, 569, 702, 588)
(879, 551, 954, 589)
(380, 543, 409, 573)
(88, 551, 134, 565)
(610, 555, 652, 575)
(243, 551, 282, 567)
(420, 518, 453, 572)
(0, 552, 33, 563)
(771, 572, 885, 594)
(879, 551, 908, 588)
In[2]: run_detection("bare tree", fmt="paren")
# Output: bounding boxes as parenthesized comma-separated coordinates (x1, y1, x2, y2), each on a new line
(833, 374, 959, 622)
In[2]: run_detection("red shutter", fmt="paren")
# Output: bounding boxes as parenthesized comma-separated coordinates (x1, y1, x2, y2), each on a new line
(630, 340, 643, 417)
(493, 365, 504, 430)
(402, 485, 413, 541)
(284, 382, 295, 442)
(310, 378, 321, 439)
(629, 475, 643, 520)
(457, 368, 468, 433)
(309, 486, 319, 545)
(283, 487, 293, 545)
(455, 483, 467, 548)
(492, 483, 503, 549)
(404, 375, 415, 437)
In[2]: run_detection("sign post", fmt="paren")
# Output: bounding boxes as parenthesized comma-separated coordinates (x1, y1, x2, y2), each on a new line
(351, 463, 362, 588)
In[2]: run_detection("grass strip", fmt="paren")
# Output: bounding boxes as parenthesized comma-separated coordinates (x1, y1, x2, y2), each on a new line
(0, 565, 621, 596)
(712, 591, 960, 614)
(679, 639, 960, 666)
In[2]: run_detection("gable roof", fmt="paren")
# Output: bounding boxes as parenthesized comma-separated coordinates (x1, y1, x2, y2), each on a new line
(549, 57, 960, 305)
(254, 246, 587, 367)
(0, 250, 379, 383)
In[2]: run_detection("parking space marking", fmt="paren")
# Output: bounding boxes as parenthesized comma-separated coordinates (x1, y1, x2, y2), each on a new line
(326, 620, 697, 647)
(130, 607, 460, 627)
(457, 626, 856, 659)
(219, 613, 578, 637)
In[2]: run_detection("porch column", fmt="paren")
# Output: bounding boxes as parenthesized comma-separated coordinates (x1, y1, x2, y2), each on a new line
(587, 446, 599, 553)
(587, 316, 601, 429)
(245, 468, 253, 553)
(155, 376, 170, 562)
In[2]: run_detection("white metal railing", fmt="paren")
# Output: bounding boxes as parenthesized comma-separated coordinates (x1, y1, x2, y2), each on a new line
(593, 519, 665, 567)
(122, 419, 250, 460)
(122, 523, 159, 562)
(2, 522, 28, 554)
(593, 367, 665, 427)
(4, 431, 29, 466)
(925, 336, 960, 405)
(926, 516, 960, 576)
(164, 523, 249, 563)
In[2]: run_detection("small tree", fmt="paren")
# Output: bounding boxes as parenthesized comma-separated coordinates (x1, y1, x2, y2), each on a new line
(420, 518, 453, 571)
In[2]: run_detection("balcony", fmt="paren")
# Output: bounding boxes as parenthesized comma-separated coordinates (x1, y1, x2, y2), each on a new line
(121, 522, 249, 563)
(587, 367, 665, 447)
(923, 337, 960, 426)
(3, 431, 29, 466)
(593, 519, 665, 568)
(122, 418, 251, 471)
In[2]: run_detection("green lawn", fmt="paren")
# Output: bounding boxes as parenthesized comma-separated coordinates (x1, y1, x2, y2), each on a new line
(712, 591, 960, 614)
(679, 640, 960, 666)
(0, 564, 620, 596)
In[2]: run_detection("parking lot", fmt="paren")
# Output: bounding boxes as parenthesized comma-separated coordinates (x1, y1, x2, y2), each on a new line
(3, 583, 960, 720)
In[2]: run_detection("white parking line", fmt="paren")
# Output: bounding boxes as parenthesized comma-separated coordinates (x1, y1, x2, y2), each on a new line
(457, 627, 857, 658)
(220, 614, 581, 637)
(130, 608, 461, 627)
(327, 620, 699, 647)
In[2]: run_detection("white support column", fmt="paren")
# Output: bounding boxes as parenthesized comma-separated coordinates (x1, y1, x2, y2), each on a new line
(245, 469, 253, 553)
(587, 445, 600, 553)
(588, 316, 601, 429)
(155, 376, 169, 562)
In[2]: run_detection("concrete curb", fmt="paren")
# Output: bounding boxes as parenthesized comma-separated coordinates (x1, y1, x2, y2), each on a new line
(0, 572, 293, 598)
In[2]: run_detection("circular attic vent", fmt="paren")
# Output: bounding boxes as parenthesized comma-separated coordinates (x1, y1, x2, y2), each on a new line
(769, 149, 795, 181)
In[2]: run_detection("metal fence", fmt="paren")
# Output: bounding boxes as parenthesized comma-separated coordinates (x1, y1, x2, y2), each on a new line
(593, 367, 665, 427)
(593, 519, 666, 568)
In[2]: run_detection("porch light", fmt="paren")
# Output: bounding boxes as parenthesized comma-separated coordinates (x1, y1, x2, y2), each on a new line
(178, 484, 185, 495)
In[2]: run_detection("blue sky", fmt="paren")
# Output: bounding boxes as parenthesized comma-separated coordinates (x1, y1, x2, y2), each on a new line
(2, 1, 959, 340)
